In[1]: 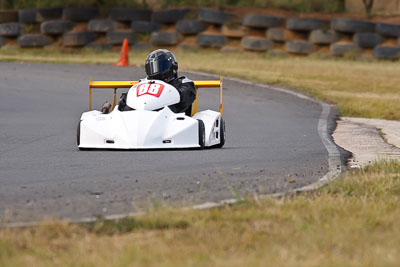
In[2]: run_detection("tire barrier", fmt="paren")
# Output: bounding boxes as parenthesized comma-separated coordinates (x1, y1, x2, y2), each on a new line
(197, 33, 227, 47)
(373, 46, 400, 59)
(309, 30, 338, 44)
(0, 23, 22, 37)
(2, 6, 400, 60)
(18, 34, 50, 47)
(222, 25, 249, 37)
(285, 40, 315, 54)
(287, 18, 330, 31)
(176, 19, 207, 34)
(88, 19, 119, 33)
(267, 27, 285, 42)
(62, 8, 99, 22)
(62, 32, 98, 47)
(198, 9, 235, 25)
(41, 21, 75, 35)
(131, 21, 161, 33)
(0, 36, 6, 46)
(332, 18, 375, 33)
(36, 8, 63, 22)
(150, 32, 179, 46)
(242, 14, 284, 28)
(108, 8, 152, 22)
(107, 31, 136, 45)
(241, 36, 273, 51)
(152, 8, 190, 24)
(353, 32, 383, 48)
(330, 43, 359, 57)
(0, 10, 18, 23)
(18, 9, 37, 24)
(375, 22, 400, 37)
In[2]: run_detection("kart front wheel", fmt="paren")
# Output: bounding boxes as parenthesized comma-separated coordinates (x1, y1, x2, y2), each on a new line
(197, 119, 205, 149)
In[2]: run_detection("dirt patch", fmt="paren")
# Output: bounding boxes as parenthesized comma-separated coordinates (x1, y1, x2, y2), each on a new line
(333, 117, 400, 168)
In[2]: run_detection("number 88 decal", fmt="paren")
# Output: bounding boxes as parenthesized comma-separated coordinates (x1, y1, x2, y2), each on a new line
(137, 83, 164, 97)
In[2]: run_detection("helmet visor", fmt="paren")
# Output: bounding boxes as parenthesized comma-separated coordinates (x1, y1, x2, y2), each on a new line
(145, 57, 172, 77)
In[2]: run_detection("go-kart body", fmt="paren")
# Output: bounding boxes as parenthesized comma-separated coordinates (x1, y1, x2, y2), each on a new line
(77, 79, 225, 150)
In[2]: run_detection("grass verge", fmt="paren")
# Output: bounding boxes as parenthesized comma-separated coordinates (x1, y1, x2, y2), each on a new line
(1, 48, 399, 119)
(1, 161, 400, 266)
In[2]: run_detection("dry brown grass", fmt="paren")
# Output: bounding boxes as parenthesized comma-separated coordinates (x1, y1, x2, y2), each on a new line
(1, 161, 400, 266)
(1, 48, 399, 119)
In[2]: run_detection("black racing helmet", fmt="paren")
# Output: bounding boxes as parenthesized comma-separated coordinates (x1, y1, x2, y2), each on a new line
(145, 49, 178, 82)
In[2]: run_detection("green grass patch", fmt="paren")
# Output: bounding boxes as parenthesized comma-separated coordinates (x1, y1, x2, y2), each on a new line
(1, 161, 400, 266)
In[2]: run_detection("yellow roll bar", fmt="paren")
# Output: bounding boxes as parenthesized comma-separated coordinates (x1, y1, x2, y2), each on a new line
(89, 77, 223, 116)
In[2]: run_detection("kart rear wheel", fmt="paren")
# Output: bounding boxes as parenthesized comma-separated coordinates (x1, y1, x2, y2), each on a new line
(197, 119, 205, 149)
(215, 117, 225, 148)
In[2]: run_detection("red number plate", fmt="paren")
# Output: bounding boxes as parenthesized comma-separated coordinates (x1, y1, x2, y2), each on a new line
(136, 83, 164, 97)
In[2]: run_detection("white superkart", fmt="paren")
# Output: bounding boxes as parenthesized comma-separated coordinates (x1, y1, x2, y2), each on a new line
(77, 78, 225, 150)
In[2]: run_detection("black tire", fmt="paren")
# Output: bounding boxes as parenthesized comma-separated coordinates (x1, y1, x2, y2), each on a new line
(332, 18, 375, 33)
(109, 8, 152, 22)
(0, 10, 18, 23)
(197, 119, 205, 149)
(63, 7, 99, 22)
(241, 36, 273, 51)
(373, 46, 400, 60)
(266, 27, 285, 42)
(330, 43, 358, 57)
(131, 21, 161, 33)
(197, 33, 227, 48)
(41, 20, 75, 35)
(353, 32, 383, 48)
(107, 31, 136, 45)
(77, 120, 81, 146)
(0, 23, 22, 37)
(198, 9, 235, 25)
(36, 8, 62, 22)
(309, 29, 338, 44)
(287, 18, 329, 31)
(0, 36, 6, 47)
(88, 19, 118, 32)
(18, 9, 37, 24)
(151, 8, 190, 24)
(285, 40, 315, 54)
(18, 34, 51, 48)
(242, 14, 284, 28)
(176, 19, 207, 34)
(215, 118, 225, 148)
(62, 32, 99, 47)
(376, 22, 400, 37)
(150, 32, 179, 46)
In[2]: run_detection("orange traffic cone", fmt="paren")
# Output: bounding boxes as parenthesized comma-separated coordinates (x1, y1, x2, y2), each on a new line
(114, 38, 130, 66)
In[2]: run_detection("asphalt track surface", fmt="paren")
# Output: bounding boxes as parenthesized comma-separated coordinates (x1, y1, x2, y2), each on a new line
(0, 62, 334, 223)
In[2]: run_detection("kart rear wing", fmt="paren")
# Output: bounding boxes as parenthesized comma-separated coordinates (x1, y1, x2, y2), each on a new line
(88, 77, 224, 116)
